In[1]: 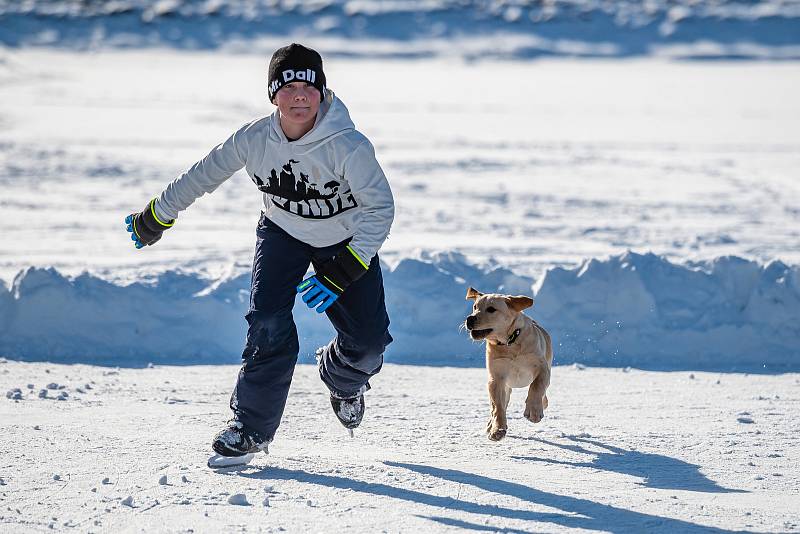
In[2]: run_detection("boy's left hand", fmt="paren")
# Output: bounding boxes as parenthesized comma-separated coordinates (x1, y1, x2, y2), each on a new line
(125, 199, 175, 249)
(297, 245, 369, 313)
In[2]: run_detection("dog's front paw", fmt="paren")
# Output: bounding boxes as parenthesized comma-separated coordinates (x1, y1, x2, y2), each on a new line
(524, 403, 544, 423)
(487, 420, 507, 441)
(488, 427, 506, 441)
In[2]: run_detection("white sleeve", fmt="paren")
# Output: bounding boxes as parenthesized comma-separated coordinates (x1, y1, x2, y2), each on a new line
(153, 122, 251, 221)
(342, 140, 395, 262)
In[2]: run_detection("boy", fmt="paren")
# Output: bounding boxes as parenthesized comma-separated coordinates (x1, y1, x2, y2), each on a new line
(125, 44, 394, 462)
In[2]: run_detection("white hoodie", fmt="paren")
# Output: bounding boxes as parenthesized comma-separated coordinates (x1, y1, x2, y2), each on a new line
(153, 90, 394, 263)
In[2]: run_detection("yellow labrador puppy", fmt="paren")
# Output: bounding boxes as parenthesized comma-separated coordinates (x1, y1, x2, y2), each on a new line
(465, 287, 553, 441)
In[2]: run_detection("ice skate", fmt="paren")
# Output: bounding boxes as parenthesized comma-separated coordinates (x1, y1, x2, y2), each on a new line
(330, 385, 368, 431)
(208, 420, 269, 468)
(207, 452, 259, 469)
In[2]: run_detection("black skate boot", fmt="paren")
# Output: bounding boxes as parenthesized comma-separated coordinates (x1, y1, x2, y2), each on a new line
(211, 420, 268, 457)
(330, 385, 369, 430)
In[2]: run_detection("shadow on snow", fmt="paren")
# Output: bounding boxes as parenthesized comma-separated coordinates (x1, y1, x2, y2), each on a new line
(512, 435, 746, 494)
(223, 460, 760, 533)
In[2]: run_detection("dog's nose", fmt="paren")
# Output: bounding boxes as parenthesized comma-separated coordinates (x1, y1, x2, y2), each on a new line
(466, 315, 476, 329)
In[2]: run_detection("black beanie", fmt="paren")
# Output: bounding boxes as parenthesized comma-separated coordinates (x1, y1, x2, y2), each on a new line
(268, 43, 326, 103)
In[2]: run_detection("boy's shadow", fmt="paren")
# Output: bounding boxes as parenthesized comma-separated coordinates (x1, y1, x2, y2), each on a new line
(512, 435, 745, 493)
(230, 460, 758, 533)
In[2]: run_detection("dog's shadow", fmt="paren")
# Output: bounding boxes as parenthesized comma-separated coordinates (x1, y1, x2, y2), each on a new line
(512, 435, 745, 493)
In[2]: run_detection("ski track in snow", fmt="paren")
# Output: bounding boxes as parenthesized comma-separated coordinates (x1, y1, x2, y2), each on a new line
(1, 359, 799, 532)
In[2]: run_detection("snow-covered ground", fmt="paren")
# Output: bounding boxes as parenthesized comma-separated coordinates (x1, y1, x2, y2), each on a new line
(2, 6, 800, 532)
(2, 359, 799, 532)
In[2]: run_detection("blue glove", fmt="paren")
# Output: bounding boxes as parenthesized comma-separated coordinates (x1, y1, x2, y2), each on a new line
(297, 245, 370, 313)
(297, 276, 340, 313)
(125, 199, 174, 249)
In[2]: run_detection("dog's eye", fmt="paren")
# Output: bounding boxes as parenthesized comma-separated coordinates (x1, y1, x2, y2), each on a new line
(486, 306, 496, 313)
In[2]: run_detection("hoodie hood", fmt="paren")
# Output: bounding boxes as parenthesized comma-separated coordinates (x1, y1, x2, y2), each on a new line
(270, 89, 354, 152)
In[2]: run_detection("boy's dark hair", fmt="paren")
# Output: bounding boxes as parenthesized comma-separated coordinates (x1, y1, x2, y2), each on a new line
(268, 43, 326, 103)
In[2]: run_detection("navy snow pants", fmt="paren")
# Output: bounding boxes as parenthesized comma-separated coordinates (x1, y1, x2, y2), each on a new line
(230, 214, 392, 442)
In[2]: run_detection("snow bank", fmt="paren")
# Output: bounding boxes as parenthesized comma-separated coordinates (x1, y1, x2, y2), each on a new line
(0, 251, 797, 370)
(534, 252, 800, 371)
(0, 251, 530, 366)
(1, 0, 799, 60)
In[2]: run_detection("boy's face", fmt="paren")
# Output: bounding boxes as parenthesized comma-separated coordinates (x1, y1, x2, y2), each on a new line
(274, 82, 321, 127)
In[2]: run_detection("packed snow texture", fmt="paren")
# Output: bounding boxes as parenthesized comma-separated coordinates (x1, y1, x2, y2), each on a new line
(1, 0, 800, 60)
(1, 251, 798, 370)
(1, 360, 798, 532)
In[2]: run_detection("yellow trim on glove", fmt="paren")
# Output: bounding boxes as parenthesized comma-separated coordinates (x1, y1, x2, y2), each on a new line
(323, 275, 345, 293)
(346, 245, 369, 270)
(150, 199, 175, 228)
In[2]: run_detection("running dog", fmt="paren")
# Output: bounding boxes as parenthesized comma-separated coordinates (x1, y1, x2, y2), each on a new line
(464, 287, 553, 441)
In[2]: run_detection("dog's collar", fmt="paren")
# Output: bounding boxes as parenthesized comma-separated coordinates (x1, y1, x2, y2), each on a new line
(497, 328, 522, 346)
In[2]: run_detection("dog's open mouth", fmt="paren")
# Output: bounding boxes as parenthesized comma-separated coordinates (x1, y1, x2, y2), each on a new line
(469, 328, 493, 340)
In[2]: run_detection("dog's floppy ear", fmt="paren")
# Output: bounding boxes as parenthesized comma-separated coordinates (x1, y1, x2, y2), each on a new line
(466, 287, 483, 300)
(506, 295, 534, 312)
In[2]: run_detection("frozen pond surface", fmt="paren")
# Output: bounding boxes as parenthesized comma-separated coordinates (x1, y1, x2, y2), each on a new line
(1, 51, 798, 285)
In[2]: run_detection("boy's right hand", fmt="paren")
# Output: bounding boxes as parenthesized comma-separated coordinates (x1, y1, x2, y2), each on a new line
(296, 245, 370, 313)
(125, 199, 175, 249)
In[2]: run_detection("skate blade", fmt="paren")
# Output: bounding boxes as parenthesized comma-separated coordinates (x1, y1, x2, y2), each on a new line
(207, 452, 256, 469)
(348, 429, 354, 438)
